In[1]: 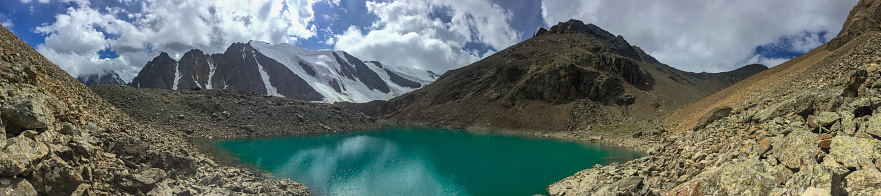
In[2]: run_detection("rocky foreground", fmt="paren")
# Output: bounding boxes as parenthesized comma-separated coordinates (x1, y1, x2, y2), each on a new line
(0, 22, 384, 195)
(548, 31, 881, 196)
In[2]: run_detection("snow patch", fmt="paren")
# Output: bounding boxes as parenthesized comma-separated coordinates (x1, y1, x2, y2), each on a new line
(173, 62, 181, 90)
(206, 59, 216, 89)
(254, 53, 283, 97)
(249, 41, 437, 103)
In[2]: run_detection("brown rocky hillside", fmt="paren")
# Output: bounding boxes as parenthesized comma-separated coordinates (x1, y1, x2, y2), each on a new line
(668, 0, 881, 133)
(550, 0, 881, 195)
(0, 24, 315, 195)
(379, 19, 766, 133)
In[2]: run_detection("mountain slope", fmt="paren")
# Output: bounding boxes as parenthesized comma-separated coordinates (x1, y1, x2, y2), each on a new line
(551, 1, 881, 195)
(379, 20, 766, 132)
(130, 41, 438, 103)
(667, 0, 881, 132)
(76, 70, 125, 86)
(0, 24, 307, 195)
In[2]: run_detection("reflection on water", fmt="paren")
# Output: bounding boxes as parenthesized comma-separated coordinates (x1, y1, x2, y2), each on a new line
(212, 127, 645, 196)
(274, 135, 463, 195)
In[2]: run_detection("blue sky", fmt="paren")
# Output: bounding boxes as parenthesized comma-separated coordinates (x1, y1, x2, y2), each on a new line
(0, 0, 859, 82)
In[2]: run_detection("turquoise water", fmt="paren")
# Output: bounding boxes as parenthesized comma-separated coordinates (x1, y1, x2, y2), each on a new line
(210, 127, 645, 196)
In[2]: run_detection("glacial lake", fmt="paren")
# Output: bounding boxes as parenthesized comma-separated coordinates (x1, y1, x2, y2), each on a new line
(208, 127, 645, 195)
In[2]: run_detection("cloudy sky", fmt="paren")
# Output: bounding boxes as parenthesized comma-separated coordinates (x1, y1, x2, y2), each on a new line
(0, 0, 859, 82)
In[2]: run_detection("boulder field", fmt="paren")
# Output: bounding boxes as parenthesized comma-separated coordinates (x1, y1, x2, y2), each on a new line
(0, 23, 316, 195)
(549, 31, 881, 196)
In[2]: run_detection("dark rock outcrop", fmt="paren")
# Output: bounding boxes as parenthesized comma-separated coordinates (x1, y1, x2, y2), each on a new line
(387, 69, 422, 88)
(513, 63, 623, 104)
(131, 52, 177, 89)
(342, 53, 390, 93)
(175, 49, 213, 90)
(827, 0, 881, 50)
(536, 19, 641, 60)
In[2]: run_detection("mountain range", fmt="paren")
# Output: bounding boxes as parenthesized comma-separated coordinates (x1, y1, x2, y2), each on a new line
(127, 41, 438, 103)
(75, 70, 126, 86)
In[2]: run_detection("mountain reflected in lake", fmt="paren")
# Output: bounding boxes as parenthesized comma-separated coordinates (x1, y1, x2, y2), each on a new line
(211, 127, 645, 196)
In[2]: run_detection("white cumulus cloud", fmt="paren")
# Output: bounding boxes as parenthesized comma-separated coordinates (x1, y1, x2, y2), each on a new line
(333, 0, 520, 74)
(33, 0, 321, 81)
(0, 13, 13, 29)
(540, 0, 858, 72)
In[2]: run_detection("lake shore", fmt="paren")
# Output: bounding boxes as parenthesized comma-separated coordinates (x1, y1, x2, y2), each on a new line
(380, 120, 666, 154)
(90, 84, 666, 196)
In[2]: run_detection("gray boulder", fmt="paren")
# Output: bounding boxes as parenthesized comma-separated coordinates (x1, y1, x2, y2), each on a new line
(811, 112, 841, 127)
(27, 155, 83, 195)
(606, 176, 642, 195)
(865, 113, 881, 138)
(770, 164, 793, 185)
(840, 69, 867, 97)
(0, 178, 37, 196)
(693, 106, 732, 131)
(719, 159, 777, 195)
(754, 95, 816, 122)
(829, 136, 878, 169)
(547, 168, 615, 196)
(773, 130, 820, 169)
(120, 168, 167, 193)
(0, 136, 49, 176)
(667, 160, 777, 196)
(774, 164, 848, 196)
(845, 97, 879, 117)
(845, 167, 881, 195)
(0, 125, 5, 148)
(0, 99, 54, 130)
(839, 110, 856, 135)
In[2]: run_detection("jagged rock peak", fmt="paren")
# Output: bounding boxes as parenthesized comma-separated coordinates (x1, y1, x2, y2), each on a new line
(534, 19, 616, 39)
(534, 19, 635, 58)
(828, 0, 881, 50)
(183, 49, 204, 55)
(157, 52, 171, 59)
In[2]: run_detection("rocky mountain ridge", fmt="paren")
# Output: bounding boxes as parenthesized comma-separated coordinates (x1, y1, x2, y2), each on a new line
(130, 41, 438, 103)
(376, 19, 767, 132)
